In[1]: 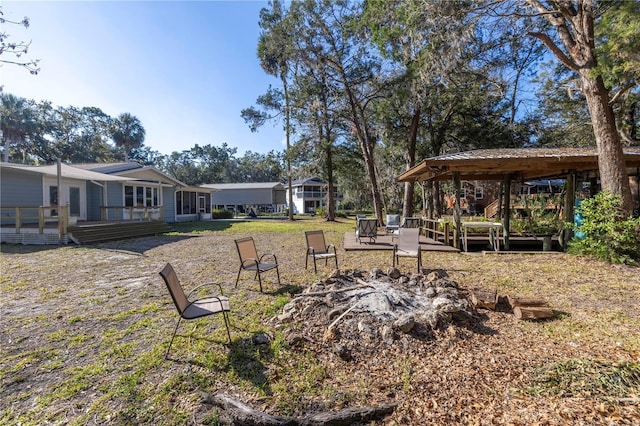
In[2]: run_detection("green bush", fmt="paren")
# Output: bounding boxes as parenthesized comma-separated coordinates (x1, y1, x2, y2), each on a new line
(568, 191, 640, 265)
(211, 209, 233, 219)
(511, 193, 562, 236)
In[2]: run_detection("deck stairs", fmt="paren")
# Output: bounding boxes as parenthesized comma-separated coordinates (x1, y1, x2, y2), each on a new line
(68, 221, 173, 245)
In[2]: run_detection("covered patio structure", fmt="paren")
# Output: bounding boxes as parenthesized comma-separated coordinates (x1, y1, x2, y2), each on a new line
(397, 147, 640, 250)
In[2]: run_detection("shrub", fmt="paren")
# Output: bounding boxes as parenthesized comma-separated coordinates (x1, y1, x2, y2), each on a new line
(568, 191, 640, 265)
(211, 209, 233, 219)
(511, 193, 562, 236)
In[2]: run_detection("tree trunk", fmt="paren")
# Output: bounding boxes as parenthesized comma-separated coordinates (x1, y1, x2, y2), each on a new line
(339, 66, 384, 225)
(361, 136, 384, 225)
(402, 107, 420, 218)
(282, 74, 294, 221)
(3, 137, 11, 162)
(326, 144, 336, 221)
(580, 73, 633, 214)
(433, 181, 442, 217)
(525, 0, 633, 216)
(621, 101, 637, 144)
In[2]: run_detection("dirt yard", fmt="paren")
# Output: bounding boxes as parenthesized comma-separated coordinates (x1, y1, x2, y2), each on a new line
(1, 221, 639, 425)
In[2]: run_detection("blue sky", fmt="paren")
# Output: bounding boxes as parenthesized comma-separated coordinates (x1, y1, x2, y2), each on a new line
(1, 1, 286, 157)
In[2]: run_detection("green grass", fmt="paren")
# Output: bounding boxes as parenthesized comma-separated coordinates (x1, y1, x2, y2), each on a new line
(526, 359, 640, 400)
(1, 217, 639, 424)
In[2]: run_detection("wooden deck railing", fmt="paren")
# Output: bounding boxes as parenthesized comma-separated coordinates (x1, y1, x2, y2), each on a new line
(422, 218, 451, 246)
(1, 205, 164, 234)
(0, 206, 70, 234)
(484, 195, 561, 219)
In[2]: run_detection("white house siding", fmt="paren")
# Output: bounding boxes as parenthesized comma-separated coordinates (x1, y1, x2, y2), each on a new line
(286, 178, 341, 214)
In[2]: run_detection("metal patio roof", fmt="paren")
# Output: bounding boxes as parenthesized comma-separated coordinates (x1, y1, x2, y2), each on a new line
(397, 147, 640, 182)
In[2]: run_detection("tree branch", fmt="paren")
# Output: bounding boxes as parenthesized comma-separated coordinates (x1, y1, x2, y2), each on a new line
(527, 31, 578, 72)
(609, 83, 636, 106)
(525, 0, 564, 26)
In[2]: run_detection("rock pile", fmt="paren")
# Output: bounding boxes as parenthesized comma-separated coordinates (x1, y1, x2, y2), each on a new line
(271, 268, 473, 355)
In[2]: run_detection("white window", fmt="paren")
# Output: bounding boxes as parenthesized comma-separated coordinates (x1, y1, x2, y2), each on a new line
(124, 185, 161, 207)
(474, 187, 483, 200)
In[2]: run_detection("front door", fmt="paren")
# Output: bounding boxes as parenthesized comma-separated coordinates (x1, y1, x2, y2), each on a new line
(69, 186, 81, 217)
(44, 178, 86, 220)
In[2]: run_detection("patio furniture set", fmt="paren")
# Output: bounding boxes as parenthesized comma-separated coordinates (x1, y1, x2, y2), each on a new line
(159, 222, 423, 358)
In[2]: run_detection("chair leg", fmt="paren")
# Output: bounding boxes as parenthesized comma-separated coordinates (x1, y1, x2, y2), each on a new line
(222, 311, 232, 344)
(235, 266, 243, 288)
(256, 269, 264, 293)
(313, 257, 318, 274)
(305, 253, 309, 270)
(166, 316, 183, 359)
(334, 254, 338, 270)
(275, 265, 281, 285)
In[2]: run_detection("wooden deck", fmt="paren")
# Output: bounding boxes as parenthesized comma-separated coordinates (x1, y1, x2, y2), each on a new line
(343, 231, 459, 252)
(343, 231, 561, 253)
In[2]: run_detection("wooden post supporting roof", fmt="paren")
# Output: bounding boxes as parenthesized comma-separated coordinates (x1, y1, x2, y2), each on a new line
(395, 147, 640, 250)
(562, 172, 576, 248)
(502, 174, 511, 251)
(453, 172, 462, 249)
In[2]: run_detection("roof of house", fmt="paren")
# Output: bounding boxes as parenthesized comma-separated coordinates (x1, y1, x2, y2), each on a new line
(72, 162, 144, 174)
(76, 162, 188, 187)
(200, 182, 285, 190)
(1, 163, 135, 182)
(291, 177, 326, 186)
(397, 147, 640, 182)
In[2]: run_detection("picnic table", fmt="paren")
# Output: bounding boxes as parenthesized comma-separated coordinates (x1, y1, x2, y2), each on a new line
(461, 221, 502, 252)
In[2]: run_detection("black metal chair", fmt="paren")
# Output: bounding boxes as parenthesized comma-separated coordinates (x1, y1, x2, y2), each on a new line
(356, 218, 378, 243)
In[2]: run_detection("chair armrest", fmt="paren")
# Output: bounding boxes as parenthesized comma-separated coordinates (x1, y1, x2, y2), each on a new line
(259, 253, 278, 264)
(187, 282, 226, 298)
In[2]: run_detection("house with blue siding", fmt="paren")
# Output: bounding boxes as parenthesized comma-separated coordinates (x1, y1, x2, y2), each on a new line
(1, 162, 215, 244)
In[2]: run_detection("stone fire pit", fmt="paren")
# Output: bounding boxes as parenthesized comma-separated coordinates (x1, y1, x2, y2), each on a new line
(271, 268, 473, 358)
